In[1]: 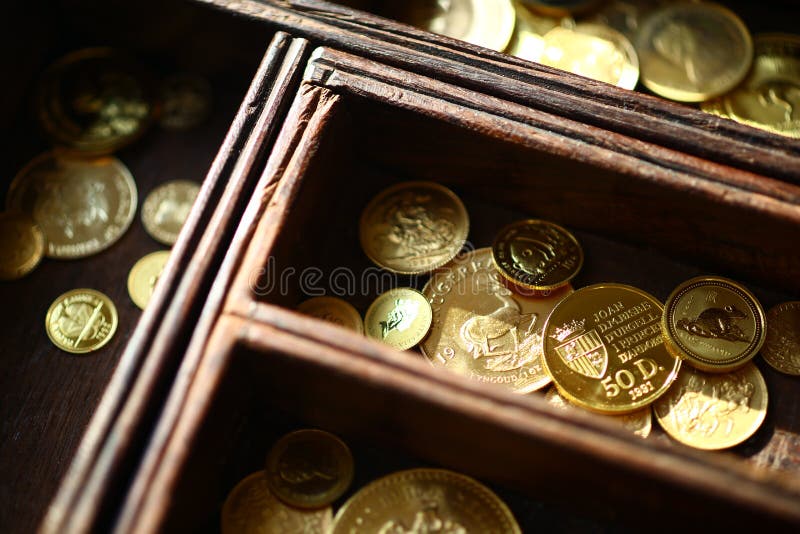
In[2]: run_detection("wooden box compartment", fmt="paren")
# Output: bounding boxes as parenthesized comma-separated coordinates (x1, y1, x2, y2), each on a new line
(113, 45, 800, 532)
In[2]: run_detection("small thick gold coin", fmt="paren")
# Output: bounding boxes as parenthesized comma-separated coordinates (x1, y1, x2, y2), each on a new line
(761, 301, 800, 376)
(297, 296, 363, 334)
(542, 284, 681, 414)
(540, 23, 640, 90)
(159, 74, 212, 131)
(545, 386, 652, 438)
(364, 288, 433, 350)
(221, 471, 333, 534)
(360, 181, 468, 275)
(702, 34, 800, 139)
(636, 2, 753, 102)
(265, 429, 354, 509)
(0, 211, 45, 280)
(141, 180, 200, 246)
(36, 47, 155, 154)
(127, 250, 170, 310)
(663, 276, 766, 373)
(506, 2, 567, 62)
(46, 289, 118, 354)
(7, 152, 137, 259)
(654, 362, 767, 450)
(422, 248, 569, 393)
(492, 219, 582, 292)
(331, 468, 521, 533)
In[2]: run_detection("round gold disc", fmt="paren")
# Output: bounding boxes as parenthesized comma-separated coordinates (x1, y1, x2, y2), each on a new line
(265, 429, 354, 509)
(662, 276, 766, 373)
(761, 301, 800, 376)
(127, 250, 170, 310)
(141, 180, 200, 246)
(0, 211, 45, 280)
(7, 152, 137, 259)
(492, 219, 583, 292)
(653, 362, 767, 450)
(422, 248, 569, 393)
(221, 471, 333, 534)
(702, 34, 800, 139)
(545, 386, 652, 438)
(505, 2, 567, 63)
(360, 181, 469, 275)
(636, 2, 753, 102)
(45, 288, 118, 354)
(36, 47, 155, 154)
(297, 296, 363, 334)
(364, 288, 433, 350)
(542, 283, 681, 414)
(331, 468, 521, 533)
(588, 0, 664, 42)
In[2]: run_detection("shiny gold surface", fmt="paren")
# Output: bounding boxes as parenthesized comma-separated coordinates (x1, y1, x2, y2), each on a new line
(654, 362, 767, 450)
(360, 181, 468, 275)
(542, 284, 681, 414)
(506, 2, 567, 62)
(297, 296, 364, 334)
(702, 34, 800, 139)
(221, 471, 333, 534)
(7, 152, 137, 259)
(265, 429, 354, 509)
(545, 386, 652, 438)
(127, 250, 170, 310)
(159, 74, 212, 131)
(637, 2, 753, 102)
(364, 288, 433, 350)
(422, 248, 570, 393)
(762, 301, 800, 376)
(589, 0, 664, 42)
(0, 211, 45, 280)
(663, 276, 766, 373)
(492, 219, 582, 292)
(331, 468, 521, 533)
(45, 289, 117, 354)
(141, 180, 200, 246)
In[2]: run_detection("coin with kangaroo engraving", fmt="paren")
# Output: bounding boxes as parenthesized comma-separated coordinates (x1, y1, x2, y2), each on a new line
(663, 276, 766, 373)
(365, 288, 432, 350)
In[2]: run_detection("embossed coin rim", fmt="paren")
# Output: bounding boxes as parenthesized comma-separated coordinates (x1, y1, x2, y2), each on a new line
(127, 250, 171, 310)
(0, 211, 46, 280)
(45, 288, 118, 354)
(492, 219, 584, 291)
(296, 296, 364, 334)
(141, 179, 201, 246)
(662, 276, 766, 373)
(761, 301, 800, 376)
(364, 287, 433, 350)
(359, 181, 469, 275)
(265, 429, 354, 509)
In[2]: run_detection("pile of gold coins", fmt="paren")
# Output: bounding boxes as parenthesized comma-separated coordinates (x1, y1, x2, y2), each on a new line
(222, 429, 521, 532)
(384, 0, 799, 139)
(0, 47, 206, 354)
(297, 180, 800, 451)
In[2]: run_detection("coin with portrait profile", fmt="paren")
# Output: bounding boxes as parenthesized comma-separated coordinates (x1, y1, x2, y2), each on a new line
(364, 288, 433, 350)
(297, 296, 363, 334)
(0, 211, 45, 280)
(45, 288, 118, 354)
(141, 180, 200, 246)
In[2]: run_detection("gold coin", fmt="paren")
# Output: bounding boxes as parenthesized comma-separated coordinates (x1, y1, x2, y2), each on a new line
(141, 180, 200, 246)
(589, 0, 664, 42)
(265, 429, 354, 509)
(636, 2, 753, 102)
(331, 468, 521, 533)
(7, 152, 137, 259)
(221, 471, 333, 534)
(127, 250, 170, 310)
(364, 288, 433, 350)
(653, 362, 767, 450)
(702, 34, 800, 139)
(45, 288, 118, 354)
(542, 283, 681, 414)
(761, 301, 800, 376)
(422, 248, 569, 393)
(492, 219, 582, 292)
(545, 386, 652, 438)
(297, 296, 363, 334)
(159, 73, 212, 131)
(540, 23, 640, 89)
(360, 181, 468, 275)
(0, 211, 45, 280)
(506, 2, 568, 62)
(36, 47, 155, 154)
(663, 276, 766, 373)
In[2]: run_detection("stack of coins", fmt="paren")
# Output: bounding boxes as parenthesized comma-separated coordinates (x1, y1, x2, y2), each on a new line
(222, 429, 521, 533)
(3, 47, 208, 354)
(384, 1, 799, 139)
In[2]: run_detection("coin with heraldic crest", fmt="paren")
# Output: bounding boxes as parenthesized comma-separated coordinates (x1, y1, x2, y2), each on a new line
(761, 301, 800, 376)
(46, 288, 118, 354)
(128, 250, 170, 310)
(141, 180, 200, 246)
(0, 211, 45, 280)
(297, 296, 364, 334)
(542, 283, 681, 414)
(365, 288, 433, 350)
(360, 181, 468, 274)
